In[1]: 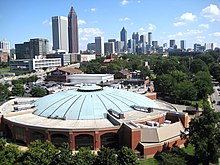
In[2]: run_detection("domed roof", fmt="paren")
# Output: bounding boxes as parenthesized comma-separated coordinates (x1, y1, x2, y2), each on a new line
(33, 85, 160, 120)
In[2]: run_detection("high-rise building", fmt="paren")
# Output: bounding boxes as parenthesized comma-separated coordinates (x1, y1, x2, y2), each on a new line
(87, 43, 96, 51)
(68, 6, 79, 53)
(104, 42, 115, 54)
(115, 41, 124, 53)
(0, 40, 10, 54)
(194, 43, 204, 52)
(52, 16, 68, 53)
(140, 35, 146, 43)
(120, 27, 127, 51)
(148, 32, 152, 46)
(180, 40, 186, 50)
(95, 36, 104, 55)
(108, 39, 116, 51)
(170, 40, 175, 48)
(15, 38, 49, 59)
(205, 43, 215, 51)
(152, 41, 158, 48)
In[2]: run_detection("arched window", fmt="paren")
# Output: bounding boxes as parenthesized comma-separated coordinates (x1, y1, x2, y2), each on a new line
(51, 134, 69, 147)
(75, 134, 94, 150)
(31, 131, 46, 142)
(101, 132, 119, 149)
(5, 124, 12, 139)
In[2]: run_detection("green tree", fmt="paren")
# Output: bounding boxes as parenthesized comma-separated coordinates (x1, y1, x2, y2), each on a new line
(30, 86, 47, 97)
(193, 71, 213, 99)
(51, 143, 75, 165)
(155, 152, 187, 165)
(21, 140, 58, 165)
(117, 146, 139, 165)
(12, 84, 26, 96)
(190, 59, 209, 74)
(188, 107, 220, 164)
(0, 83, 11, 101)
(75, 147, 96, 165)
(170, 70, 187, 83)
(154, 74, 176, 95)
(0, 138, 23, 165)
(209, 63, 220, 79)
(95, 147, 118, 165)
(173, 80, 197, 101)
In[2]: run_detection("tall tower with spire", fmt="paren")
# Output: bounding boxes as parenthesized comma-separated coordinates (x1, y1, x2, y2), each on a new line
(68, 6, 79, 53)
(120, 27, 127, 52)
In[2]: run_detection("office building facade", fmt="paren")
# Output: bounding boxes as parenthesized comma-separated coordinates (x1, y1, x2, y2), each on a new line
(120, 27, 127, 51)
(170, 40, 175, 48)
(104, 42, 115, 54)
(68, 6, 79, 53)
(180, 40, 186, 50)
(52, 16, 69, 53)
(15, 38, 49, 59)
(95, 37, 104, 55)
(0, 40, 10, 54)
(148, 32, 152, 46)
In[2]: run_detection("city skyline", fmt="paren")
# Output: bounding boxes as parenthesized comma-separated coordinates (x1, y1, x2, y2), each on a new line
(1, 0, 220, 50)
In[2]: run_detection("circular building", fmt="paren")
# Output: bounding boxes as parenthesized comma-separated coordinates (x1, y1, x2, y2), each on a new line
(0, 85, 188, 156)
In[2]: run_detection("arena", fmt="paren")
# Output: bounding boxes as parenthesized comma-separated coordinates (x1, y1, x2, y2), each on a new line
(0, 85, 188, 157)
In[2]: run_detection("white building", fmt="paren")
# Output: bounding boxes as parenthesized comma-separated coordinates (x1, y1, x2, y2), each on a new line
(0, 40, 10, 54)
(68, 74, 114, 84)
(205, 43, 216, 51)
(95, 36, 104, 55)
(52, 16, 69, 53)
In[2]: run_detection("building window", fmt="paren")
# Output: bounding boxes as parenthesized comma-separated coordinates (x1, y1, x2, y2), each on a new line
(75, 134, 94, 150)
(51, 134, 69, 147)
(31, 131, 46, 142)
(101, 132, 119, 149)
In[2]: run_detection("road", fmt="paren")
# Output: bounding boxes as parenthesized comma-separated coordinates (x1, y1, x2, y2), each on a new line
(211, 86, 220, 112)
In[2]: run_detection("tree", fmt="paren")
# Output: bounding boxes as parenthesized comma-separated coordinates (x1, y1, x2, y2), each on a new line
(170, 70, 187, 83)
(190, 59, 209, 74)
(51, 143, 75, 165)
(155, 152, 187, 165)
(21, 140, 58, 165)
(0, 83, 11, 102)
(95, 147, 118, 165)
(0, 138, 22, 165)
(75, 147, 96, 165)
(193, 71, 213, 99)
(154, 74, 176, 95)
(12, 84, 26, 96)
(30, 86, 47, 97)
(187, 107, 220, 164)
(117, 146, 139, 165)
(173, 80, 197, 101)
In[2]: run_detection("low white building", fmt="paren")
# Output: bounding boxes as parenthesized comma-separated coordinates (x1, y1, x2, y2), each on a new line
(32, 58, 61, 70)
(68, 74, 114, 84)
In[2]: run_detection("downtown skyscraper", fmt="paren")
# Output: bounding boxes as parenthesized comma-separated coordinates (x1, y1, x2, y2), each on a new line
(52, 16, 69, 52)
(120, 27, 127, 52)
(68, 6, 79, 53)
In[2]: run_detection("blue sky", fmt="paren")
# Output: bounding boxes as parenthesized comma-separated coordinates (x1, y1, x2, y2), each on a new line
(1, 0, 220, 50)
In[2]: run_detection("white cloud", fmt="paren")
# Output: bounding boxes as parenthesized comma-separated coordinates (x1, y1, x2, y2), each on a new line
(49, 21, 52, 25)
(78, 19, 86, 25)
(201, 4, 220, 22)
(137, 0, 141, 3)
(121, 0, 129, 5)
(139, 27, 144, 31)
(176, 32, 183, 36)
(173, 22, 186, 27)
(120, 17, 130, 21)
(148, 24, 156, 31)
(185, 29, 202, 35)
(198, 24, 209, 29)
(90, 8, 96, 12)
(209, 32, 220, 37)
(79, 28, 104, 37)
(80, 37, 88, 41)
(42, 19, 49, 24)
(180, 12, 197, 21)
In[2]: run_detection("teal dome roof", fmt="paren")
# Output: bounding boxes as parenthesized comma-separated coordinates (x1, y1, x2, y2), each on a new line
(33, 86, 160, 120)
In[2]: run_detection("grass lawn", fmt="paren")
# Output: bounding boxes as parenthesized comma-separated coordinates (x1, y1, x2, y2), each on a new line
(0, 67, 10, 73)
(139, 158, 158, 165)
